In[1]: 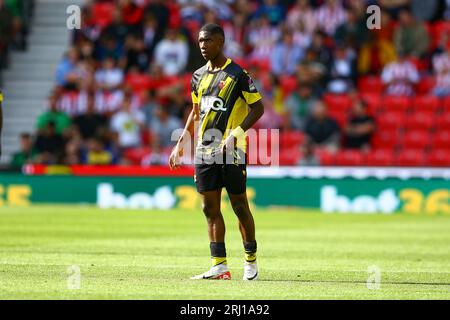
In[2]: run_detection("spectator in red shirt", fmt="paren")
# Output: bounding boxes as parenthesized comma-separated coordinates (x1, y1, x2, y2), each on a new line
(120, 0, 143, 27)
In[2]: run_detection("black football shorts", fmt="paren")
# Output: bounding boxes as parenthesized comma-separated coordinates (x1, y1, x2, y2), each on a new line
(194, 162, 247, 195)
(193, 147, 247, 195)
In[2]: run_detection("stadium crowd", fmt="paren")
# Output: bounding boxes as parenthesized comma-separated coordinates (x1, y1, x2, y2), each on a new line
(8, 0, 450, 168)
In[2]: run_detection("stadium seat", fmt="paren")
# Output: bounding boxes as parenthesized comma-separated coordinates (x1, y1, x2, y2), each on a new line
(408, 56, 429, 72)
(443, 96, 450, 110)
(427, 149, 450, 166)
(249, 58, 271, 72)
(279, 131, 305, 148)
(92, 3, 115, 28)
(360, 93, 382, 115)
(383, 95, 411, 112)
(233, 57, 249, 70)
(123, 147, 152, 165)
(402, 130, 431, 149)
(376, 110, 404, 130)
(412, 95, 440, 113)
(334, 150, 365, 166)
(357, 76, 384, 95)
(184, 19, 201, 41)
(430, 21, 450, 49)
(141, 128, 151, 146)
(431, 130, 450, 149)
(435, 112, 450, 130)
(416, 77, 436, 95)
(323, 93, 352, 112)
(366, 149, 395, 166)
(181, 73, 192, 97)
(279, 148, 302, 166)
(371, 129, 401, 149)
(315, 148, 335, 166)
(255, 129, 274, 148)
(167, 2, 182, 28)
(125, 74, 151, 93)
(404, 111, 435, 131)
(279, 76, 297, 97)
(396, 149, 426, 166)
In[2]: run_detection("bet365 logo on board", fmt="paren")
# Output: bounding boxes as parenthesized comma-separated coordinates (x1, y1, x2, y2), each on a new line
(321, 186, 450, 214)
(97, 184, 176, 209)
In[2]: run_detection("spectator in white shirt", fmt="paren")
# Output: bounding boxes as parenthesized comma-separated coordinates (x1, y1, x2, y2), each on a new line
(432, 45, 450, 97)
(110, 96, 145, 149)
(314, 0, 347, 36)
(223, 13, 247, 59)
(292, 20, 312, 52)
(154, 28, 189, 76)
(287, 0, 317, 35)
(381, 51, 420, 96)
(94, 57, 124, 91)
(247, 15, 280, 60)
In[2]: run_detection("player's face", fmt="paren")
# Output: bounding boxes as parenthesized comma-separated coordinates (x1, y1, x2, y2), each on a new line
(198, 31, 223, 61)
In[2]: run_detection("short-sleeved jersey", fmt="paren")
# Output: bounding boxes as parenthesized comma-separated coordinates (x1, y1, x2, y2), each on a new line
(191, 58, 262, 156)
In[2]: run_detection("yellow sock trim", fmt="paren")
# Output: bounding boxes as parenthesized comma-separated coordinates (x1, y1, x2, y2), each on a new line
(212, 257, 227, 266)
(245, 252, 256, 263)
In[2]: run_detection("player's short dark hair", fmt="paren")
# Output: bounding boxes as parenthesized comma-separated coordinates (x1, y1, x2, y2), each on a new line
(199, 23, 225, 39)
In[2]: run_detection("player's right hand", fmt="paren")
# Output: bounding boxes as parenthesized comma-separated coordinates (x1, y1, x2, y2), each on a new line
(169, 145, 183, 170)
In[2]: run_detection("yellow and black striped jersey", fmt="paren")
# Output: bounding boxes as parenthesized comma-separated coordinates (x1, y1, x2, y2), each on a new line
(191, 58, 262, 155)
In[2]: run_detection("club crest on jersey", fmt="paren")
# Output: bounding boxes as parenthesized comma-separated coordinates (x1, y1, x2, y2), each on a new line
(201, 96, 227, 112)
(219, 80, 226, 89)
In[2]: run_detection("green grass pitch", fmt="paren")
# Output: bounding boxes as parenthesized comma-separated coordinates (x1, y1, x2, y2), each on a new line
(0, 205, 449, 299)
